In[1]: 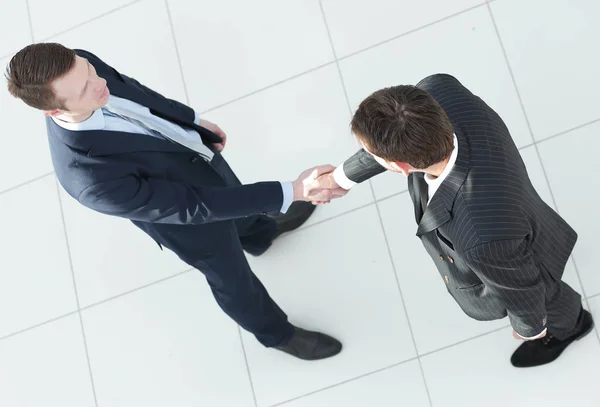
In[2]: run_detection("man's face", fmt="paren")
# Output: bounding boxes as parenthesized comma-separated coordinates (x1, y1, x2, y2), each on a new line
(46, 56, 110, 116)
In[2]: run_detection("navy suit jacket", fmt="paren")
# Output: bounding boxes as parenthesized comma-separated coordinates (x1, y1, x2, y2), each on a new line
(47, 50, 284, 252)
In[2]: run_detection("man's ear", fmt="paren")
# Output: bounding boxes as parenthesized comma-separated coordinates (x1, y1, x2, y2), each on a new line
(389, 161, 411, 176)
(43, 109, 62, 117)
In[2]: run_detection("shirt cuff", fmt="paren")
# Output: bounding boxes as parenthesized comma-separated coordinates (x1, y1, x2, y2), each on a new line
(280, 181, 294, 213)
(515, 328, 547, 340)
(333, 165, 357, 190)
(194, 111, 201, 125)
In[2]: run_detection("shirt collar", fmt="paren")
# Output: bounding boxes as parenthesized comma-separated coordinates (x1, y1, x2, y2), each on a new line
(51, 106, 106, 131)
(424, 133, 459, 189)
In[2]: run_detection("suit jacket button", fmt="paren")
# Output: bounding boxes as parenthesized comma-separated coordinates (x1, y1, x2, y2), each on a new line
(445, 275, 449, 284)
(440, 255, 445, 261)
(448, 256, 454, 263)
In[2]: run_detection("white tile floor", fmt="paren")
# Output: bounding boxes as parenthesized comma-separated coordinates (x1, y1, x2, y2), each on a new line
(1, 0, 599, 406)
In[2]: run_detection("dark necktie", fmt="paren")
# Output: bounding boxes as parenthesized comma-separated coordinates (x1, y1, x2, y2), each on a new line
(412, 173, 429, 223)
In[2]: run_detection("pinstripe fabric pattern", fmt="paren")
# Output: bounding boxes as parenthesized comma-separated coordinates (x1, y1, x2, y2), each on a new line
(343, 74, 582, 338)
(342, 149, 387, 183)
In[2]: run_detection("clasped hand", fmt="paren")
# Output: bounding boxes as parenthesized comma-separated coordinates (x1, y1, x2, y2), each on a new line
(196, 119, 347, 204)
(292, 165, 348, 204)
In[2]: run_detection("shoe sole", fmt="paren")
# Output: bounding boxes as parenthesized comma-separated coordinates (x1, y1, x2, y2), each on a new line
(275, 344, 342, 361)
(575, 318, 594, 341)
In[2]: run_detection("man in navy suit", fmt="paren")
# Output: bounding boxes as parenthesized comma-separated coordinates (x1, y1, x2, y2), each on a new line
(6, 43, 345, 360)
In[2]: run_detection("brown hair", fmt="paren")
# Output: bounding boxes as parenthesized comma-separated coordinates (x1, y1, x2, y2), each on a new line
(5, 43, 76, 110)
(351, 85, 454, 169)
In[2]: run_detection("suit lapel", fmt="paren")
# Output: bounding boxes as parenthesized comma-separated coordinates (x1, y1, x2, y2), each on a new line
(106, 78, 170, 121)
(415, 131, 470, 237)
(108, 75, 221, 145)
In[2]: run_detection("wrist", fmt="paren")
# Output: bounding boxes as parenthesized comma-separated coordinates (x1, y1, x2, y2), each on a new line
(332, 165, 356, 190)
(292, 180, 305, 201)
(325, 173, 338, 189)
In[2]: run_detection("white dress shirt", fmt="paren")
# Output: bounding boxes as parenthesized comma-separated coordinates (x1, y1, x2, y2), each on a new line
(52, 95, 293, 213)
(332, 134, 545, 340)
(423, 134, 458, 203)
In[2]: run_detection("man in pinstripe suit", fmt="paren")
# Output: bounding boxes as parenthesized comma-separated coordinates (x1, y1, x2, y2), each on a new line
(307, 74, 594, 367)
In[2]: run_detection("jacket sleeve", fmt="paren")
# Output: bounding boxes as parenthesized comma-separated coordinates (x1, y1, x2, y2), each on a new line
(341, 149, 387, 184)
(463, 239, 547, 337)
(78, 175, 284, 225)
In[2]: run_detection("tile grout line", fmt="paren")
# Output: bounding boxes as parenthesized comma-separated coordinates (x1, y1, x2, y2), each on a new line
(0, 0, 142, 60)
(0, 268, 195, 343)
(267, 358, 416, 407)
(24, 0, 35, 42)
(487, 3, 599, 345)
(369, 193, 434, 407)
(268, 323, 512, 407)
(0, 310, 80, 342)
(198, 60, 337, 115)
(164, 0, 191, 106)
(54, 179, 99, 407)
(236, 327, 259, 407)
(79, 268, 194, 312)
(485, 4, 535, 145)
(570, 258, 600, 344)
(199, 2, 488, 117)
(336, 2, 488, 63)
(0, 1, 485, 72)
(37, 0, 145, 43)
(297, 197, 386, 232)
(0, 171, 55, 196)
(532, 117, 600, 148)
(418, 324, 510, 358)
(319, 1, 437, 406)
(317, 0, 352, 115)
(587, 292, 600, 301)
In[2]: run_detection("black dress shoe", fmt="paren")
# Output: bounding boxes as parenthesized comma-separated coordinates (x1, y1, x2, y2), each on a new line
(245, 202, 317, 258)
(510, 309, 594, 368)
(273, 201, 316, 238)
(275, 326, 342, 361)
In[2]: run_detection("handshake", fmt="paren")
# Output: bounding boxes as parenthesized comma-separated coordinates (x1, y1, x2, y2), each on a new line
(291, 165, 349, 205)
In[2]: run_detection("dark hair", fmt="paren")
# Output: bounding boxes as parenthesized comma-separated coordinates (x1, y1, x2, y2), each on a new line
(5, 43, 76, 110)
(351, 85, 454, 169)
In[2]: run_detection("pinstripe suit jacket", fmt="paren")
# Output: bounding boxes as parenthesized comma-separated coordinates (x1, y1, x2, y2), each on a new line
(342, 74, 577, 336)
